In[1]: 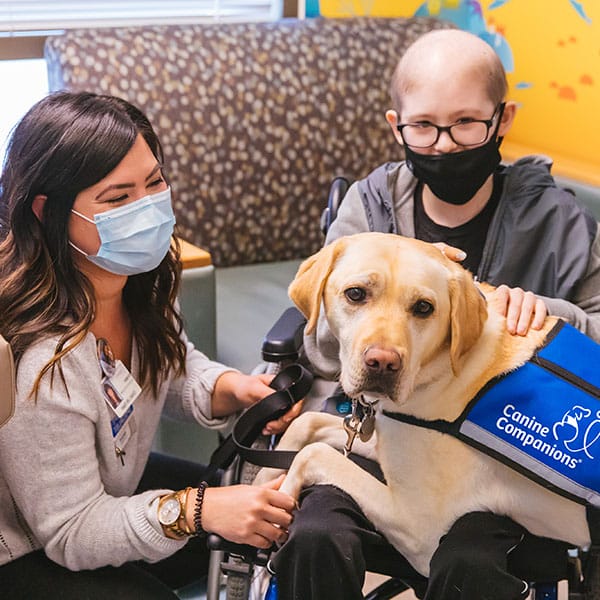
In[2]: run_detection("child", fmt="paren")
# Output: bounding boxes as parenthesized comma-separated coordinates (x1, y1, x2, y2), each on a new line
(273, 28, 600, 599)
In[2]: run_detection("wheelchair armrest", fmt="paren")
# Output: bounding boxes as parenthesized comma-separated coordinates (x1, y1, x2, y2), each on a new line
(320, 175, 352, 235)
(261, 306, 307, 363)
(206, 533, 271, 566)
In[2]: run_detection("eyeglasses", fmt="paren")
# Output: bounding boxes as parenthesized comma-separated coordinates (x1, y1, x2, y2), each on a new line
(396, 103, 505, 149)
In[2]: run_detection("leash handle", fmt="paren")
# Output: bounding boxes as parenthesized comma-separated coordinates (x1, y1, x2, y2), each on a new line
(205, 363, 313, 478)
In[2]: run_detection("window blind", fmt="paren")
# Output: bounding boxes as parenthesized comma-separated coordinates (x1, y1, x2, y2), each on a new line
(0, 0, 280, 33)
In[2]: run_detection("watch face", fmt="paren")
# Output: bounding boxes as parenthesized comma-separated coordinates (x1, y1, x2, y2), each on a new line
(158, 497, 181, 526)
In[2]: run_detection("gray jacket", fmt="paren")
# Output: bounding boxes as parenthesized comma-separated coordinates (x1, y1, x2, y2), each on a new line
(305, 157, 600, 379)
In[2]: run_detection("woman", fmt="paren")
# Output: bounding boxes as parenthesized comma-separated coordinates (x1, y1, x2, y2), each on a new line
(0, 91, 298, 598)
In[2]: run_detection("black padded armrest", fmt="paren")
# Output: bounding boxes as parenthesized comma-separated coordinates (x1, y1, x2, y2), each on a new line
(320, 175, 352, 235)
(261, 306, 307, 363)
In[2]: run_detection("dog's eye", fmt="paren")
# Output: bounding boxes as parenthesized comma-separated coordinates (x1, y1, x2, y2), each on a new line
(412, 300, 434, 317)
(344, 287, 367, 303)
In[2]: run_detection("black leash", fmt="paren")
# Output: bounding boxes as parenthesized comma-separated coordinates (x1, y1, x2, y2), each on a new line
(204, 363, 313, 480)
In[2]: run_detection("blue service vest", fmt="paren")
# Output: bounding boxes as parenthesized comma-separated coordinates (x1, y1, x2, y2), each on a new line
(383, 320, 600, 508)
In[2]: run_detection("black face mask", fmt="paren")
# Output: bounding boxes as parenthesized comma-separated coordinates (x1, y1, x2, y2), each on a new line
(405, 129, 504, 206)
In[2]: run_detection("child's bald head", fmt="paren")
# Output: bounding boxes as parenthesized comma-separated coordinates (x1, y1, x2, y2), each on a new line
(390, 29, 507, 114)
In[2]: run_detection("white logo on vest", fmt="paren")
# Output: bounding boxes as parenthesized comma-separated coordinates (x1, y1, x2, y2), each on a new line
(553, 405, 600, 460)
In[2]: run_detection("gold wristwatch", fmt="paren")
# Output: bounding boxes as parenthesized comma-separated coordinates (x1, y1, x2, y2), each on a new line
(157, 487, 193, 537)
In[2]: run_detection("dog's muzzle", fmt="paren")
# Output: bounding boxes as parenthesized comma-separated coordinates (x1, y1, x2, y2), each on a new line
(358, 346, 402, 396)
(363, 346, 402, 375)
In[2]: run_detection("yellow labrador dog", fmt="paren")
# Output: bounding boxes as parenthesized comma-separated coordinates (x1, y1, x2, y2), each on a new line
(256, 231, 591, 576)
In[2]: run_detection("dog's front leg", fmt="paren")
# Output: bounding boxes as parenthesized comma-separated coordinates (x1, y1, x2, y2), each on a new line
(280, 442, 395, 535)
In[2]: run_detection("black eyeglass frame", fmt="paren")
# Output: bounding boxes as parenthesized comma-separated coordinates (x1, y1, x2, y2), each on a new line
(396, 102, 506, 149)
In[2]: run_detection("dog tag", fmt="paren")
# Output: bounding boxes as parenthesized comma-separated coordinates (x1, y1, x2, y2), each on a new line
(358, 413, 375, 442)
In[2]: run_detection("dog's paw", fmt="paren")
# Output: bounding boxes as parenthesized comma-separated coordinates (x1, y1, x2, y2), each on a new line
(279, 472, 303, 501)
(278, 441, 339, 499)
(253, 466, 287, 487)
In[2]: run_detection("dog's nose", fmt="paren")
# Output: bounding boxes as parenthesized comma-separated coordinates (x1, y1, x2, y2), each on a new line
(363, 347, 401, 374)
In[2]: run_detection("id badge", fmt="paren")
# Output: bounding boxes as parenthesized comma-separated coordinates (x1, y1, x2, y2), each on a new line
(111, 405, 136, 448)
(110, 405, 134, 438)
(97, 338, 141, 418)
(102, 360, 141, 418)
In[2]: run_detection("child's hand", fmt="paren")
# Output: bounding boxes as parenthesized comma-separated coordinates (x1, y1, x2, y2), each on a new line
(484, 284, 547, 335)
(262, 396, 304, 436)
(432, 242, 467, 262)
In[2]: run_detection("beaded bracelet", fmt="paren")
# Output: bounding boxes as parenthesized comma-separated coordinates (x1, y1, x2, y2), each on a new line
(194, 480, 208, 535)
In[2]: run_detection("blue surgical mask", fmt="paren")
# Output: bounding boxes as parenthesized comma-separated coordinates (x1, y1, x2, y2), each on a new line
(70, 187, 176, 276)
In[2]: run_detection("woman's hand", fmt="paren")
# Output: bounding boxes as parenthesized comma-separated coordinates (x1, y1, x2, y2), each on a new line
(212, 371, 303, 434)
(483, 284, 547, 336)
(199, 475, 295, 548)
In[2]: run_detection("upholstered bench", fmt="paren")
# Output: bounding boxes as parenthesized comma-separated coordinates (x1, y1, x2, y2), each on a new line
(44, 17, 449, 269)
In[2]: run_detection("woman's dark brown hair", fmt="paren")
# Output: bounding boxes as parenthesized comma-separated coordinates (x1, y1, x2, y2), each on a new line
(0, 91, 186, 396)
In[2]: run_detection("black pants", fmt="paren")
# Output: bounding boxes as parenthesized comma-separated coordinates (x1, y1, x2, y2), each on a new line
(271, 483, 428, 600)
(426, 511, 569, 600)
(0, 453, 220, 599)
(272, 481, 570, 600)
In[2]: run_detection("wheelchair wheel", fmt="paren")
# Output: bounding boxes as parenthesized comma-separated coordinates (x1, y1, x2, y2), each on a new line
(221, 437, 273, 600)
(363, 577, 410, 600)
(225, 557, 251, 600)
(224, 558, 272, 600)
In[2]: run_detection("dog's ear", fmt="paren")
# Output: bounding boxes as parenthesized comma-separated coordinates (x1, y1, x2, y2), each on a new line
(288, 238, 346, 335)
(448, 269, 488, 375)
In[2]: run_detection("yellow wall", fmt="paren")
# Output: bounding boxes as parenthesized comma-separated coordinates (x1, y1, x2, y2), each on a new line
(320, 0, 600, 185)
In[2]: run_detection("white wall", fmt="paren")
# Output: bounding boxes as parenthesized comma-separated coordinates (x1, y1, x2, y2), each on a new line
(0, 59, 51, 167)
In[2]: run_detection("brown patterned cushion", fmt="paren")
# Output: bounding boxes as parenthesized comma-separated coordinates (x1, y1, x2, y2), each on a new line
(45, 17, 450, 267)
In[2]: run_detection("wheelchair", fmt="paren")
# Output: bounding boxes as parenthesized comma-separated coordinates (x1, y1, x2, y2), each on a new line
(204, 176, 600, 600)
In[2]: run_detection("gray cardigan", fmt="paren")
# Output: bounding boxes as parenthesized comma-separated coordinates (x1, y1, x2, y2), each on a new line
(305, 158, 600, 379)
(0, 332, 234, 569)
